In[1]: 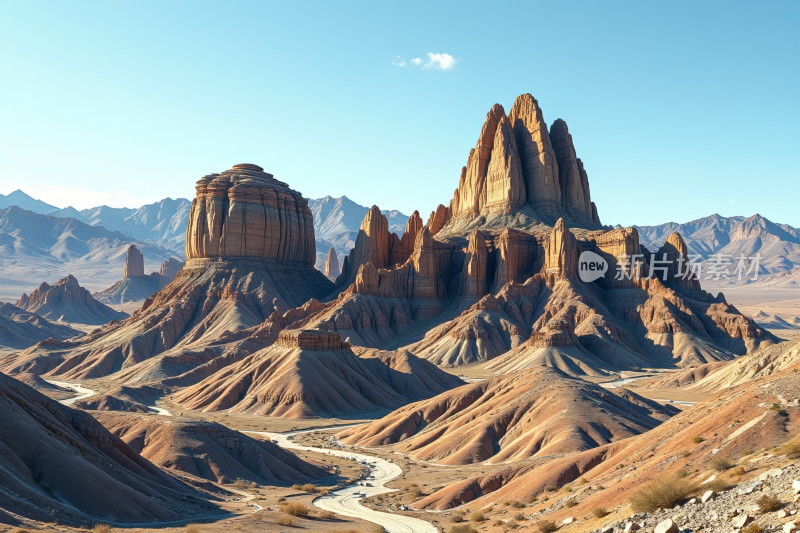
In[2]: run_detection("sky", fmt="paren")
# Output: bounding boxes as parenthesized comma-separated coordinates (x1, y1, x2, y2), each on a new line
(1, 0, 798, 228)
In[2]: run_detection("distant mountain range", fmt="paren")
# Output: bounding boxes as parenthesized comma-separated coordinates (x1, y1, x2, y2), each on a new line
(636, 213, 800, 278)
(0, 206, 176, 301)
(0, 190, 58, 214)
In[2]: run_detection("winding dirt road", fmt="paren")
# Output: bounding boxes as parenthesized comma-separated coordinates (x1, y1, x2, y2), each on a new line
(245, 429, 438, 533)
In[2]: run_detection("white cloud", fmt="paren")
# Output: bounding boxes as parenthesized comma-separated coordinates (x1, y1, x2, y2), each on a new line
(0, 181, 158, 210)
(423, 53, 458, 71)
(410, 58, 423, 66)
(391, 56, 406, 67)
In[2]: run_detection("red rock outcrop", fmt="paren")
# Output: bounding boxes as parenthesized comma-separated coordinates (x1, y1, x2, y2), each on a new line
(550, 119, 599, 223)
(324, 247, 340, 278)
(463, 230, 488, 298)
(124, 245, 145, 278)
(509, 93, 561, 205)
(185, 163, 315, 262)
(493, 228, 539, 288)
(426, 204, 449, 236)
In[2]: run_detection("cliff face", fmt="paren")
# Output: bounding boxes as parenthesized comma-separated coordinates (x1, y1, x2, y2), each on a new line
(185, 163, 316, 263)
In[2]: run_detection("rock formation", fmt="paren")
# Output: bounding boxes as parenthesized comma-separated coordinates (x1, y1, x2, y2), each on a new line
(324, 247, 340, 278)
(124, 245, 145, 277)
(186, 163, 316, 262)
(15, 275, 128, 325)
(158, 257, 183, 289)
(442, 93, 601, 233)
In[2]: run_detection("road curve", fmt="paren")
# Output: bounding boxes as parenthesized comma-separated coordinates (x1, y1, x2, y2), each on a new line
(245, 429, 438, 533)
(45, 380, 95, 405)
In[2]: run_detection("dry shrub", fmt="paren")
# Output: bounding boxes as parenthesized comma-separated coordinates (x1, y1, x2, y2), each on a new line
(562, 484, 572, 492)
(592, 507, 609, 518)
(470, 511, 485, 522)
(492, 520, 504, 527)
(706, 478, 733, 492)
(779, 440, 800, 457)
(629, 475, 699, 513)
(711, 456, 734, 472)
(506, 521, 519, 529)
(757, 494, 781, 513)
(742, 524, 764, 533)
(526, 494, 538, 503)
(300, 483, 318, 493)
(565, 499, 578, 508)
(94, 525, 112, 533)
(693, 436, 705, 443)
(577, 477, 589, 485)
(449, 526, 477, 533)
(185, 527, 200, 533)
(277, 515, 294, 526)
(676, 469, 689, 478)
(291, 483, 301, 490)
(319, 510, 335, 519)
(282, 501, 309, 516)
(729, 465, 746, 477)
(545, 484, 557, 492)
(681, 450, 692, 457)
(537, 520, 558, 533)
(514, 512, 526, 520)
(742, 449, 753, 457)
(450, 514, 465, 523)
(509, 500, 524, 508)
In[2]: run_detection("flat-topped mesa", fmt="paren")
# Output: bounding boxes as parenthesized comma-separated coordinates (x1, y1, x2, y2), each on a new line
(185, 163, 315, 263)
(324, 247, 340, 278)
(276, 329, 350, 351)
(124, 245, 145, 278)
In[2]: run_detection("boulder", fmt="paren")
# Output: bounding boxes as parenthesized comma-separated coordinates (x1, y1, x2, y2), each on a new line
(654, 518, 679, 533)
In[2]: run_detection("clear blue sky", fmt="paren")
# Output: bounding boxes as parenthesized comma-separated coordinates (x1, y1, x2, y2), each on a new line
(1, 0, 798, 227)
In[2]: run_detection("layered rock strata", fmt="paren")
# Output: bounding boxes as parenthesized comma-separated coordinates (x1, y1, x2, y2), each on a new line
(16, 275, 128, 325)
(186, 163, 316, 262)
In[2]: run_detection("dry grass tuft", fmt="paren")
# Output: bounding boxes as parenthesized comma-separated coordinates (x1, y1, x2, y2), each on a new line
(470, 511, 485, 522)
(565, 499, 578, 508)
(592, 507, 609, 518)
(509, 500, 525, 508)
(449, 525, 478, 533)
(185, 526, 200, 533)
(577, 477, 589, 485)
(277, 515, 294, 526)
(300, 483, 318, 493)
(545, 484, 557, 492)
(693, 436, 705, 443)
(778, 439, 800, 457)
(706, 478, 733, 492)
(93, 525, 112, 533)
(757, 494, 781, 513)
(514, 512, 526, 520)
(537, 520, 557, 533)
(629, 475, 699, 513)
(450, 514, 465, 523)
(319, 510, 335, 519)
(282, 501, 309, 516)
(742, 524, 764, 533)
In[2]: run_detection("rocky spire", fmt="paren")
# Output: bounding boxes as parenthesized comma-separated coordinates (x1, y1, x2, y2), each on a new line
(324, 247, 340, 278)
(124, 245, 145, 278)
(463, 230, 487, 298)
(157, 257, 184, 289)
(426, 204, 449, 236)
(456, 104, 506, 216)
(338, 206, 391, 287)
(485, 116, 526, 210)
(550, 119, 591, 219)
(508, 93, 561, 204)
(656, 232, 701, 290)
(543, 218, 579, 279)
